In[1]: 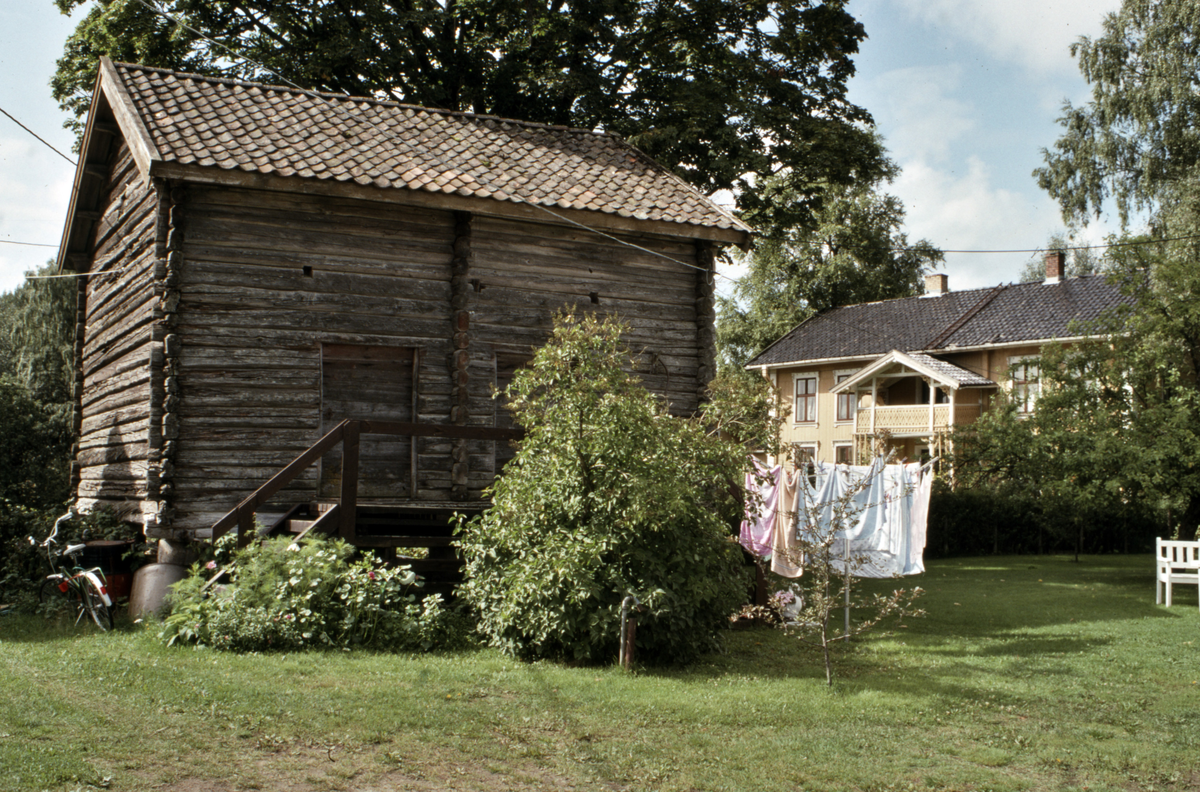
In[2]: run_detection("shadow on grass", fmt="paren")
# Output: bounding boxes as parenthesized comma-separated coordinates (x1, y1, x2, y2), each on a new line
(0, 612, 133, 643)
(643, 554, 1181, 690)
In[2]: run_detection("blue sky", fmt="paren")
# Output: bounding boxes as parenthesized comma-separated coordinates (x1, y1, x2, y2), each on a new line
(841, 0, 1123, 291)
(1, 1, 1124, 295)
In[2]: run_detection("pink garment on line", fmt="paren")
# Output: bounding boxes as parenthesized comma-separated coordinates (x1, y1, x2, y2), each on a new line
(739, 459, 780, 557)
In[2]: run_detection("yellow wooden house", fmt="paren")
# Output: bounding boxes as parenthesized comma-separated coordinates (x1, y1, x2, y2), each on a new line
(747, 254, 1131, 465)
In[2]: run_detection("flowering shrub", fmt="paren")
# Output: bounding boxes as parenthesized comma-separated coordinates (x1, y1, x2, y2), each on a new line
(159, 535, 471, 652)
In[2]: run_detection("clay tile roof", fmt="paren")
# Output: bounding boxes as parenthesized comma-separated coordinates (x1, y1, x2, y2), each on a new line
(905, 353, 994, 388)
(111, 61, 748, 236)
(747, 275, 1133, 368)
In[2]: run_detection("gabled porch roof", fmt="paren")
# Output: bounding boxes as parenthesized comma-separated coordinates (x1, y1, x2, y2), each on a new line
(830, 350, 996, 394)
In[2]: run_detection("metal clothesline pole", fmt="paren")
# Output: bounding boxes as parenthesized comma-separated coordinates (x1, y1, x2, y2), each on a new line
(844, 534, 851, 642)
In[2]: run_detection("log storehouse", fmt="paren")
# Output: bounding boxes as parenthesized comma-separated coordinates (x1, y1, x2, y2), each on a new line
(55, 59, 750, 567)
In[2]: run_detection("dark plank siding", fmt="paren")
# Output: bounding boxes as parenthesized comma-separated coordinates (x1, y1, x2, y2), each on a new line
(170, 186, 454, 530)
(158, 184, 708, 529)
(464, 216, 703, 498)
(74, 143, 158, 519)
(469, 214, 703, 412)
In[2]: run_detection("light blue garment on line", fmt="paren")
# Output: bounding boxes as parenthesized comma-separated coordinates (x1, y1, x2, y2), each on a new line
(799, 459, 928, 578)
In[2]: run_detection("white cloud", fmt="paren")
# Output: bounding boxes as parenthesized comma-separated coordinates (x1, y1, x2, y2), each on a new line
(886, 0, 1121, 78)
(0, 133, 75, 293)
(891, 156, 1057, 289)
(866, 65, 975, 166)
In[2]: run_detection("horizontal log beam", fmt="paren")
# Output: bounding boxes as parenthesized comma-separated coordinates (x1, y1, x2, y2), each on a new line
(360, 420, 523, 442)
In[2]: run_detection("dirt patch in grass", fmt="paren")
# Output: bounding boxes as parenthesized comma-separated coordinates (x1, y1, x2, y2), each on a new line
(148, 739, 621, 792)
(365, 761, 616, 792)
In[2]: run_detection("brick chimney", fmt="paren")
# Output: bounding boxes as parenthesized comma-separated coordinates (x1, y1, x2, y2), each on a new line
(1044, 250, 1066, 284)
(924, 273, 949, 296)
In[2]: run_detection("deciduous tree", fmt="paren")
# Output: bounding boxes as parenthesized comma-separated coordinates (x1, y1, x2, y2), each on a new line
(52, 0, 890, 234)
(456, 312, 756, 665)
(1035, 0, 1200, 231)
(717, 176, 942, 367)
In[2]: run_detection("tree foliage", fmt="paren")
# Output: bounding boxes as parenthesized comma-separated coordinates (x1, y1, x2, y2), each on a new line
(951, 360, 1144, 556)
(1035, 0, 1200, 230)
(1, 266, 76, 406)
(717, 176, 943, 366)
(53, 0, 889, 233)
(455, 312, 753, 665)
(0, 377, 73, 510)
(0, 267, 77, 512)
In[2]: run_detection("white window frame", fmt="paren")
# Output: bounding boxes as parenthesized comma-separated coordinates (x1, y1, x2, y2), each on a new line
(834, 369, 857, 423)
(1009, 356, 1041, 414)
(793, 444, 818, 464)
(793, 374, 818, 424)
(833, 442, 853, 465)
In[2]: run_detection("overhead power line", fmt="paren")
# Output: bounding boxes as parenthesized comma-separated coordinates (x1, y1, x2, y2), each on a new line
(0, 105, 77, 166)
(0, 239, 59, 248)
(919, 232, 1200, 255)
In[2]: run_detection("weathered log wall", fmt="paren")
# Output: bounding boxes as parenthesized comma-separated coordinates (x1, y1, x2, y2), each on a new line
(465, 215, 707, 497)
(135, 183, 711, 532)
(73, 141, 159, 522)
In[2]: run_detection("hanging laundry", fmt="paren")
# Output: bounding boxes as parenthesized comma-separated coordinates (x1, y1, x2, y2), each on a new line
(790, 459, 931, 579)
(770, 467, 803, 578)
(739, 458, 780, 558)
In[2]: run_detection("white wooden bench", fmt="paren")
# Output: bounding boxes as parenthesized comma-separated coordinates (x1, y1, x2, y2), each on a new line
(1156, 538, 1200, 609)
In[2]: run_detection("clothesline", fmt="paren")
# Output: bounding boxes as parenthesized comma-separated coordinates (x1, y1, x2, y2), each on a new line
(739, 458, 932, 580)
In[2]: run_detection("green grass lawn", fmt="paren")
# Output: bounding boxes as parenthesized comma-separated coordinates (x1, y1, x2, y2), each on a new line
(2, 555, 1198, 792)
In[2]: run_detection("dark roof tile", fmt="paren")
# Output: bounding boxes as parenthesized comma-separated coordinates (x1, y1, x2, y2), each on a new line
(748, 275, 1132, 367)
(112, 62, 746, 235)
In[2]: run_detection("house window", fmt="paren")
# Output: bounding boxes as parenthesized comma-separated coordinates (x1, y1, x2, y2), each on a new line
(793, 444, 817, 464)
(834, 443, 853, 465)
(794, 375, 817, 423)
(1011, 358, 1040, 414)
(835, 373, 854, 422)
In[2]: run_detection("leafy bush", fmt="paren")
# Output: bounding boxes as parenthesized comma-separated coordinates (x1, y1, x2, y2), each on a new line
(0, 377, 71, 511)
(927, 485, 1158, 557)
(456, 312, 750, 665)
(159, 534, 471, 652)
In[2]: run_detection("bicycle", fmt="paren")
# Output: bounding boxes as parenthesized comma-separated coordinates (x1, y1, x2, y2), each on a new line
(30, 509, 114, 631)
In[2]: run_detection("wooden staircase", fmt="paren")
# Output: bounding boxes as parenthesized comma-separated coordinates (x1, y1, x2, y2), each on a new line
(209, 420, 521, 597)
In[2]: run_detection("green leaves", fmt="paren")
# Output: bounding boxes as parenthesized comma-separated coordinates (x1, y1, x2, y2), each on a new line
(52, 0, 886, 228)
(157, 534, 466, 652)
(1036, 0, 1200, 229)
(456, 312, 752, 665)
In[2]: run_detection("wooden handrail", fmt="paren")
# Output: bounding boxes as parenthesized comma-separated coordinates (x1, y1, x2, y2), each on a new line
(359, 420, 523, 442)
(211, 421, 349, 540)
(209, 420, 525, 546)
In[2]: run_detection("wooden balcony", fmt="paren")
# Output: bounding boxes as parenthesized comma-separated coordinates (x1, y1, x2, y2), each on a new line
(856, 403, 982, 435)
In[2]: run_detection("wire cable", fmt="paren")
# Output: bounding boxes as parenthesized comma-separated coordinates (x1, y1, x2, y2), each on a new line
(894, 232, 1200, 255)
(0, 239, 59, 248)
(0, 105, 77, 166)
(23, 268, 127, 280)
